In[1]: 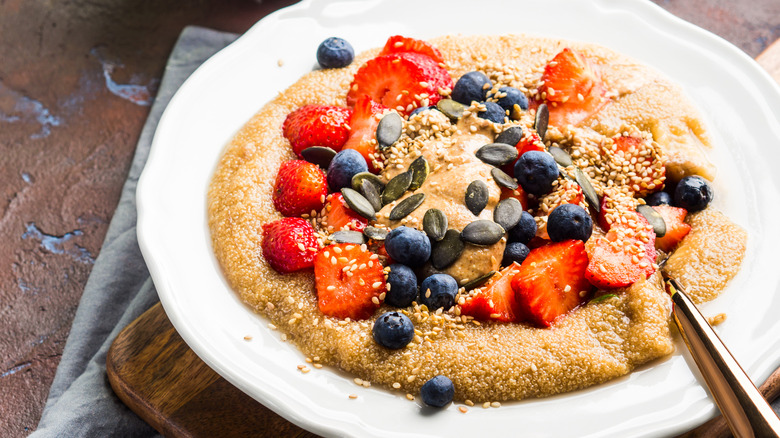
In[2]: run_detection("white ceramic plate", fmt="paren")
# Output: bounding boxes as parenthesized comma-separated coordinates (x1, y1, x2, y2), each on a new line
(136, 0, 780, 436)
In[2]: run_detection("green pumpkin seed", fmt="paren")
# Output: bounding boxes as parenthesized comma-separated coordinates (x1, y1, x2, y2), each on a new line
(493, 198, 523, 231)
(465, 180, 489, 216)
(389, 193, 426, 221)
(382, 171, 413, 205)
(574, 168, 600, 212)
(534, 103, 549, 140)
(331, 230, 365, 244)
(423, 208, 448, 241)
(431, 229, 465, 270)
(363, 226, 389, 241)
(300, 146, 337, 169)
(341, 187, 376, 220)
(549, 146, 572, 167)
(376, 112, 403, 150)
(351, 172, 385, 192)
(589, 293, 617, 304)
(460, 220, 505, 245)
(408, 156, 429, 191)
(462, 271, 496, 290)
(475, 143, 518, 166)
(637, 205, 667, 237)
(359, 179, 383, 212)
(490, 167, 518, 190)
(495, 126, 523, 146)
(436, 99, 465, 120)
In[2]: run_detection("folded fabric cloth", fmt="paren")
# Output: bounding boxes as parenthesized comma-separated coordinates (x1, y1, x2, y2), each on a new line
(32, 26, 238, 438)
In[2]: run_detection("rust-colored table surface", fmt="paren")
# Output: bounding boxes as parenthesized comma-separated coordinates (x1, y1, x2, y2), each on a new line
(0, 0, 778, 436)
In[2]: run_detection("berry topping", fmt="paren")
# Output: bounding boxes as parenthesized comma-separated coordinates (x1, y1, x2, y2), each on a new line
(384, 226, 431, 267)
(514, 150, 559, 197)
(347, 52, 452, 115)
(605, 135, 666, 197)
(378, 35, 445, 64)
(420, 273, 458, 310)
(282, 105, 352, 157)
(372, 311, 415, 349)
(273, 160, 327, 217)
(512, 240, 592, 327)
(652, 204, 691, 252)
(460, 263, 523, 323)
(490, 86, 528, 116)
(420, 375, 454, 408)
(385, 264, 419, 308)
(261, 218, 319, 274)
(477, 101, 507, 124)
(343, 95, 388, 173)
(327, 149, 368, 192)
(451, 71, 492, 105)
(322, 193, 368, 232)
(585, 217, 656, 289)
(547, 204, 593, 242)
(539, 48, 607, 127)
(673, 175, 713, 212)
(507, 211, 537, 245)
(646, 191, 672, 206)
(316, 37, 354, 69)
(314, 243, 384, 320)
(503, 242, 530, 266)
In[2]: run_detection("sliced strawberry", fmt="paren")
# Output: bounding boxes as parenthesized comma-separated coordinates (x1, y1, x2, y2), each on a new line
(261, 218, 319, 273)
(347, 52, 453, 115)
(512, 240, 592, 327)
(273, 160, 327, 217)
(605, 135, 666, 197)
(314, 243, 384, 320)
(653, 204, 691, 252)
(460, 263, 523, 323)
(539, 48, 608, 127)
(343, 95, 388, 173)
(322, 193, 368, 232)
(585, 217, 656, 289)
(499, 185, 531, 211)
(282, 105, 352, 156)
(378, 35, 445, 64)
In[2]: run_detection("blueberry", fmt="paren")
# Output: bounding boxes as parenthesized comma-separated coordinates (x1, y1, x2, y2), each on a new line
(316, 37, 354, 69)
(514, 151, 559, 196)
(409, 105, 437, 117)
(673, 176, 713, 212)
(451, 71, 492, 105)
(372, 311, 414, 349)
(385, 226, 431, 267)
(420, 375, 454, 408)
(419, 274, 458, 310)
(490, 86, 528, 115)
(508, 211, 537, 244)
(547, 204, 593, 242)
(477, 101, 507, 124)
(502, 242, 530, 266)
(385, 264, 418, 307)
(646, 191, 672, 206)
(327, 149, 368, 192)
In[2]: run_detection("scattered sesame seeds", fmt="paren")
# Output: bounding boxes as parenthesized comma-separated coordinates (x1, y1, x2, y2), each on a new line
(243, 335, 252, 341)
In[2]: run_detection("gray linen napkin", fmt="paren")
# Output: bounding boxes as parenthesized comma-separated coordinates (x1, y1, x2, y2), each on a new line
(31, 26, 238, 438)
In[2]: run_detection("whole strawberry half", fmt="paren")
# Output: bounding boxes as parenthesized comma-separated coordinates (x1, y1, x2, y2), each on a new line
(512, 239, 592, 327)
(343, 95, 389, 173)
(460, 263, 524, 323)
(585, 215, 656, 289)
(314, 243, 385, 320)
(282, 105, 352, 156)
(539, 48, 607, 127)
(607, 135, 666, 197)
(653, 204, 691, 252)
(378, 35, 445, 64)
(262, 217, 319, 273)
(347, 52, 453, 115)
(273, 160, 327, 217)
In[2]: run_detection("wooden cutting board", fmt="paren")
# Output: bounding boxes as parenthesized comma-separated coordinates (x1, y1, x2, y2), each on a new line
(107, 40, 780, 438)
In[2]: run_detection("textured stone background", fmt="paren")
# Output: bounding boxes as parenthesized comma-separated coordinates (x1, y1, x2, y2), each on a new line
(0, 0, 777, 436)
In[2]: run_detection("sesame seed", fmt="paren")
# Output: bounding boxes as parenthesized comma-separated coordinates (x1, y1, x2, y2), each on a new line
(491, 402, 501, 408)
(349, 394, 358, 399)
(406, 394, 415, 401)
(243, 335, 252, 341)
(459, 407, 468, 413)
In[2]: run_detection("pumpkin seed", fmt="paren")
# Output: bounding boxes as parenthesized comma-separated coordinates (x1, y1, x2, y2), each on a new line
(436, 99, 465, 120)
(341, 187, 376, 220)
(382, 171, 413, 205)
(423, 209, 448, 241)
(351, 172, 385, 192)
(431, 229, 464, 270)
(495, 126, 523, 146)
(493, 198, 523, 231)
(637, 205, 667, 237)
(574, 168, 600, 212)
(389, 193, 426, 221)
(408, 156, 429, 191)
(534, 103, 549, 140)
(462, 271, 496, 290)
(300, 146, 337, 169)
(589, 293, 618, 304)
(376, 112, 403, 149)
(359, 179, 383, 212)
(465, 180, 489, 216)
(460, 220, 505, 245)
(363, 226, 389, 241)
(331, 230, 365, 244)
(549, 146, 572, 167)
(475, 143, 518, 166)
(490, 167, 518, 190)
